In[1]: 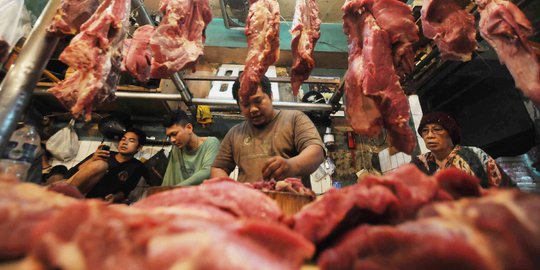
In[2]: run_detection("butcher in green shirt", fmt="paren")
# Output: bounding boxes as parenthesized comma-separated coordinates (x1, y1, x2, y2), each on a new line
(162, 110, 219, 186)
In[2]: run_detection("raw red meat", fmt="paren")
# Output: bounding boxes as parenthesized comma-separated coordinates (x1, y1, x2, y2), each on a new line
(27, 201, 314, 270)
(0, 180, 76, 259)
(134, 177, 283, 222)
(319, 189, 540, 270)
(248, 178, 316, 198)
(149, 0, 212, 78)
(122, 25, 155, 82)
(292, 165, 481, 246)
(48, 0, 100, 34)
(342, 0, 416, 154)
(290, 0, 321, 96)
(48, 0, 130, 121)
(475, 0, 540, 104)
(354, 0, 419, 77)
(239, 0, 280, 102)
(421, 0, 477, 61)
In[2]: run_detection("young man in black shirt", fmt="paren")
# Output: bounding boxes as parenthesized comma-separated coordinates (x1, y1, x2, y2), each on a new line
(66, 128, 148, 203)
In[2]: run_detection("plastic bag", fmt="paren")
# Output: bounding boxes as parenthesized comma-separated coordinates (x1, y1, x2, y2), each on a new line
(0, 0, 31, 63)
(46, 119, 79, 161)
(143, 149, 168, 186)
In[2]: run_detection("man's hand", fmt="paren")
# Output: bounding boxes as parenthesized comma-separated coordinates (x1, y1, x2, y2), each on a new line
(104, 192, 124, 203)
(104, 193, 116, 203)
(262, 156, 295, 180)
(92, 145, 110, 161)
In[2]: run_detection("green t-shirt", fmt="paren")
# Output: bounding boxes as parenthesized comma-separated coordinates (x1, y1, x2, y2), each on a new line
(162, 137, 220, 186)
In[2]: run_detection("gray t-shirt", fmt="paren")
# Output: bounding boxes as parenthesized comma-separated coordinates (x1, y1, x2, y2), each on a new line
(213, 110, 324, 183)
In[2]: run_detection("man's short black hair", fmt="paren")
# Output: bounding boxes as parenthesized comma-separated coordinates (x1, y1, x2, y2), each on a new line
(163, 110, 191, 128)
(232, 75, 272, 102)
(125, 128, 146, 146)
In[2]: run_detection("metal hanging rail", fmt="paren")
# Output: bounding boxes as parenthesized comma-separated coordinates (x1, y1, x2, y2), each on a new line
(0, 0, 62, 149)
(182, 75, 341, 85)
(33, 89, 336, 112)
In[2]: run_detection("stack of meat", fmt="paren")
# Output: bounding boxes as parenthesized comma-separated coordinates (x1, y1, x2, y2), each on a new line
(421, 0, 540, 104)
(290, 0, 321, 96)
(238, 0, 281, 102)
(47, 0, 131, 121)
(247, 178, 316, 198)
(342, 0, 419, 154)
(291, 164, 540, 269)
(47, 0, 212, 120)
(3, 177, 314, 269)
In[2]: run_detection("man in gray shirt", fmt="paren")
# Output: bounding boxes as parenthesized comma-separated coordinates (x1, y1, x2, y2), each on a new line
(211, 76, 325, 185)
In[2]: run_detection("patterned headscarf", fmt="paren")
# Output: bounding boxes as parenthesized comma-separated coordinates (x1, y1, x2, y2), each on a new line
(418, 111, 461, 144)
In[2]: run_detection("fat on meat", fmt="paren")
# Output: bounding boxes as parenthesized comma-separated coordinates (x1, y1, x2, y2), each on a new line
(48, 0, 100, 34)
(149, 0, 212, 78)
(48, 0, 130, 121)
(318, 189, 540, 270)
(26, 201, 314, 270)
(134, 177, 283, 222)
(290, 0, 321, 96)
(475, 0, 540, 105)
(122, 25, 155, 82)
(421, 0, 477, 61)
(0, 179, 77, 259)
(239, 0, 280, 102)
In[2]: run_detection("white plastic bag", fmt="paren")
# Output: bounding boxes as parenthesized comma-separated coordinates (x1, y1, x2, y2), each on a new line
(46, 119, 80, 161)
(0, 0, 31, 63)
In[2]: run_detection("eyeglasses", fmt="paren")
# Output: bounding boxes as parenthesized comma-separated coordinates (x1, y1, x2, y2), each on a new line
(420, 127, 446, 136)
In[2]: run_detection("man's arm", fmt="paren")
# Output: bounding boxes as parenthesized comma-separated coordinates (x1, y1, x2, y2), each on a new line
(211, 167, 231, 178)
(262, 144, 324, 180)
(104, 192, 125, 203)
(78, 145, 110, 171)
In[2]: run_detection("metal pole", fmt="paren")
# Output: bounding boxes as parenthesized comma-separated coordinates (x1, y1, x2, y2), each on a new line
(130, 0, 197, 116)
(34, 89, 336, 112)
(0, 0, 61, 150)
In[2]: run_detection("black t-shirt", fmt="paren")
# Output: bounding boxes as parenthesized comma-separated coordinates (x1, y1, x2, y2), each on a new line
(66, 152, 147, 199)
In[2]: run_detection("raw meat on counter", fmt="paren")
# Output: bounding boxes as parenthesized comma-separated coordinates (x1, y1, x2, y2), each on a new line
(475, 0, 540, 105)
(48, 0, 130, 121)
(149, 0, 212, 78)
(247, 178, 316, 198)
(421, 0, 477, 61)
(342, 0, 417, 154)
(134, 177, 284, 222)
(0, 177, 78, 259)
(122, 25, 155, 82)
(318, 189, 540, 270)
(25, 200, 314, 270)
(48, 0, 100, 34)
(290, 0, 321, 96)
(239, 0, 280, 102)
(292, 164, 482, 248)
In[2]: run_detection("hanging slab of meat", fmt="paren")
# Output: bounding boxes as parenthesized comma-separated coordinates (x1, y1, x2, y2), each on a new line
(134, 177, 284, 222)
(48, 0, 100, 35)
(48, 0, 130, 121)
(0, 179, 77, 259)
(318, 189, 540, 270)
(149, 0, 212, 79)
(239, 0, 280, 102)
(292, 164, 482, 247)
(353, 0, 419, 77)
(122, 25, 155, 82)
(421, 0, 477, 61)
(475, 0, 540, 104)
(290, 0, 321, 96)
(342, 8, 383, 137)
(342, 0, 416, 154)
(26, 201, 314, 270)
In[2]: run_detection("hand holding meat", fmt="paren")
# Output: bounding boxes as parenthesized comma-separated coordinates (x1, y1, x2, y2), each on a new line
(262, 156, 294, 180)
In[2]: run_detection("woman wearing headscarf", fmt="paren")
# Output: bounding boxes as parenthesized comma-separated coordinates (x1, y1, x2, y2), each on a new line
(411, 111, 514, 188)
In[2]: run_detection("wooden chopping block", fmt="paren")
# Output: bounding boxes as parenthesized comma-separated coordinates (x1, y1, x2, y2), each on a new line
(262, 190, 315, 215)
